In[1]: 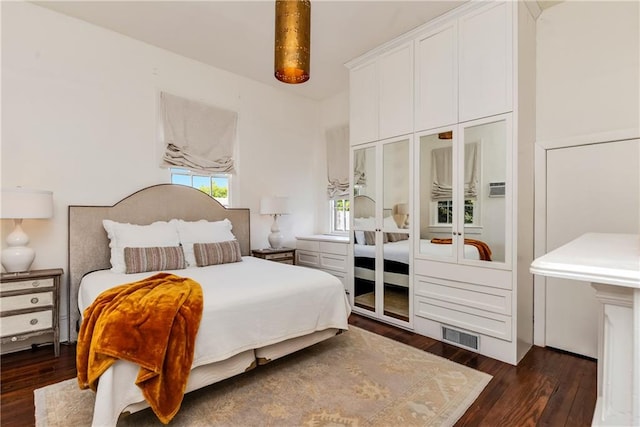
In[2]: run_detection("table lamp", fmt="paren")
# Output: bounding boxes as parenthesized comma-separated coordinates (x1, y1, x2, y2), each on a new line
(1, 187, 53, 273)
(260, 196, 290, 249)
(393, 203, 409, 229)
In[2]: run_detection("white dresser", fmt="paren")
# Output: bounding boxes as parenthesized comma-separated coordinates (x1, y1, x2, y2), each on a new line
(295, 235, 351, 299)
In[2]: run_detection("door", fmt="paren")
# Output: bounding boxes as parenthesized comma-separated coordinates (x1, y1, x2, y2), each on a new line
(352, 136, 412, 327)
(545, 139, 640, 358)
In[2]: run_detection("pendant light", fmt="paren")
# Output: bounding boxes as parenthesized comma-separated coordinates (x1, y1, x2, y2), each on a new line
(274, 0, 311, 84)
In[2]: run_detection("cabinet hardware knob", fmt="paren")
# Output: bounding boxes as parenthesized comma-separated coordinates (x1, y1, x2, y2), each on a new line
(32, 281, 40, 287)
(11, 337, 17, 342)
(30, 319, 38, 325)
(31, 297, 39, 304)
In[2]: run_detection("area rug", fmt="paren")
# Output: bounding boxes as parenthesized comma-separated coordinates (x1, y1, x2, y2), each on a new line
(35, 326, 491, 427)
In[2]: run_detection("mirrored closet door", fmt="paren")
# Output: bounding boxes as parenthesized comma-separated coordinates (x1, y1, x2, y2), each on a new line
(352, 136, 412, 326)
(415, 114, 511, 268)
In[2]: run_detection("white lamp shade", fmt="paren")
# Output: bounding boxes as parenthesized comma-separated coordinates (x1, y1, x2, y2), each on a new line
(260, 196, 290, 215)
(1, 188, 53, 219)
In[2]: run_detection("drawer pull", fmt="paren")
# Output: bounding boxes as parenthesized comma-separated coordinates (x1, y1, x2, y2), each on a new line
(32, 281, 40, 288)
(30, 319, 38, 325)
(11, 337, 17, 342)
(30, 297, 39, 304)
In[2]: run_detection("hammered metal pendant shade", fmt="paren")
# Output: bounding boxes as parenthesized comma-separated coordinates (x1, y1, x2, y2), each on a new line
(274, 0, 311, 84)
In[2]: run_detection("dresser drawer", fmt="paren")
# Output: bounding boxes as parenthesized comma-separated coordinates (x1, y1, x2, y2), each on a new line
(1, 310, 53, 337)
(320, 253, 347, 272)
(1, 277, 54, 293)
(296, 240, 320, 252)
(319, 241, 348, 256)
(297, 250, 320, 268)
(1, 292, 53, 311)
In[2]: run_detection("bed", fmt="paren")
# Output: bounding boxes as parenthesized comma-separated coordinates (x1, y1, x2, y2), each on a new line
(68, 184, 351, 426)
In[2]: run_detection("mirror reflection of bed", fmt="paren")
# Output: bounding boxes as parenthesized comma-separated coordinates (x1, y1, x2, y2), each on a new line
(352, 195, 410, 322)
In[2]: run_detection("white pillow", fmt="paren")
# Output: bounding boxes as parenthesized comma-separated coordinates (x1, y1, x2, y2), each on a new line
(173, 219, 237, 267)
(102, 220, 180, 273)
(353, 217, 375, 245)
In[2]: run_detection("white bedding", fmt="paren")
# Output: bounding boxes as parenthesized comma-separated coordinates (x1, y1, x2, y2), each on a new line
(79, 256, 351, 426)
(353, 239, 481, 262)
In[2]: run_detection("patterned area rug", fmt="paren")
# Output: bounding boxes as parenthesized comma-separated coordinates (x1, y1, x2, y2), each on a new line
(35, 326, 491, 426)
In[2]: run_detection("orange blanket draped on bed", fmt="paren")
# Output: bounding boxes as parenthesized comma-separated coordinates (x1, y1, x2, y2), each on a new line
(430, 238, 493, 261)
(76, 273, 203, 424)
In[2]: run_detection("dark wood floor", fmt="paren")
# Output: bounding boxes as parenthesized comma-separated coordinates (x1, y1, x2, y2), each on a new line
(1, 313, 596, 427)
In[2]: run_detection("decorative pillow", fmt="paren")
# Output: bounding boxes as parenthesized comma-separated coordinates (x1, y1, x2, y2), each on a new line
(354, 230, 366, 245)
(123, 246, 186, 274)
(386, 232, 409, 242)
(173, 219, 237, 267)
(193, 240, 243, 267)
(363, 231, 388, 245)
(103, 220, 180, 273)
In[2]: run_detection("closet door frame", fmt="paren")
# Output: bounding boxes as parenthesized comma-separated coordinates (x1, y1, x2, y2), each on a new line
(533, 133, 640, 347)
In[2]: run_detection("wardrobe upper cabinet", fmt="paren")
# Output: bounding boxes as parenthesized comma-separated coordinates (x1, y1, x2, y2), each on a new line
(458, 1, 513, 122)
(415, 22, 457, 132)
(349, 43, 413, 145)
(350, 62, 378, 145)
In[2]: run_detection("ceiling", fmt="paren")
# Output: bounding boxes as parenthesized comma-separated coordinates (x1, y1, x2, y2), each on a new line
(33, 1, 558, 101)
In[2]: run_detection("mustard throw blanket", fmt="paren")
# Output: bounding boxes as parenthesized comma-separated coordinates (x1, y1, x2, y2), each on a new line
(77, 273, 203, 424)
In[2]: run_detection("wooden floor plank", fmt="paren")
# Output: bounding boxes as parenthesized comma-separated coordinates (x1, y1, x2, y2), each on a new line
(0, 313, 597, 427)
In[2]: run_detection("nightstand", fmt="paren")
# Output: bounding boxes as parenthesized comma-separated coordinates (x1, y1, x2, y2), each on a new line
(1, 268, 63, 357)
(251, 248, 296, 265)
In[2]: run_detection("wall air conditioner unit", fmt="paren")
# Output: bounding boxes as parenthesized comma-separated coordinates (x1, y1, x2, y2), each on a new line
(489, 182, 505, 198)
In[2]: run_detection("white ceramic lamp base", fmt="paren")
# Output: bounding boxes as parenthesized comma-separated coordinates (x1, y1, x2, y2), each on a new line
(2, 220, 35, 273)
(268, 215, 283, 249)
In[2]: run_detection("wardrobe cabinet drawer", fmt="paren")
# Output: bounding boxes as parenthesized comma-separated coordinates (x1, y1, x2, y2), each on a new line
(1, 310, 53, 337)
(1, 292, 53, 311)
(414, 276, 511, 316)
(1, 278, 54, 293)
(415, 296, 511, 341)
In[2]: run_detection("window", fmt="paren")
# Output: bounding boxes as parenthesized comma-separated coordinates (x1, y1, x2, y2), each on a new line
(436, 199, 475, 225)
(170, 168, 230, 206)
(330, 198, 350, 233)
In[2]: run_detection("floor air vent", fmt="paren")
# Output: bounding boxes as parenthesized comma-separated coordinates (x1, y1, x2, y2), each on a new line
(442, 326, 479, 351)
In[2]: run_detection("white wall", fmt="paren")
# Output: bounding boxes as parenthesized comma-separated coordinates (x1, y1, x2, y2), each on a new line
(1, 2, 326, 342)
(534, 0, 640, 351)
(536, 0, 639, 145)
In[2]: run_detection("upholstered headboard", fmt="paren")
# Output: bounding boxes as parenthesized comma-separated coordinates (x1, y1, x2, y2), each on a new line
(67, 184, 250, 342)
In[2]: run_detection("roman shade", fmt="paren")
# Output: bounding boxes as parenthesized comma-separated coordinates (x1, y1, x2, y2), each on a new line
(431, 143, 478, 200)
(326, 124, 350, 198)
(160, 92, 238, 174)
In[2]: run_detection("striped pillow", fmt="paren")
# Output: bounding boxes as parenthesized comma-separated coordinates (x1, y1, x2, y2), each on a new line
(193, 240, 243, 267)
(123, 246, 186, 274)
(386, 232, 409, 242)
(363, 231, 388, 245)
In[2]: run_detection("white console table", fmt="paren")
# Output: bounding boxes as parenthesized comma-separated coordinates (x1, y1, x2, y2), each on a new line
(531, 233, 640, 426)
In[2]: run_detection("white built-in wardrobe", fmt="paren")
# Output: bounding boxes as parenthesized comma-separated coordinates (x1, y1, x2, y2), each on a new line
(347, 0, 538, 365)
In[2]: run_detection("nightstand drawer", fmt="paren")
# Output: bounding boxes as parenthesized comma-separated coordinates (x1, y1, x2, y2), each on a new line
(1, 278, 54, 292)
(1, 292, 53, 311)
(263, 252, 293, 261)
(1, 310, 53, 337)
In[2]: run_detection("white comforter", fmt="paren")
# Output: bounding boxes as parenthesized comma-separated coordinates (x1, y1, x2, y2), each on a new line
(79, 256, 351, 426)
